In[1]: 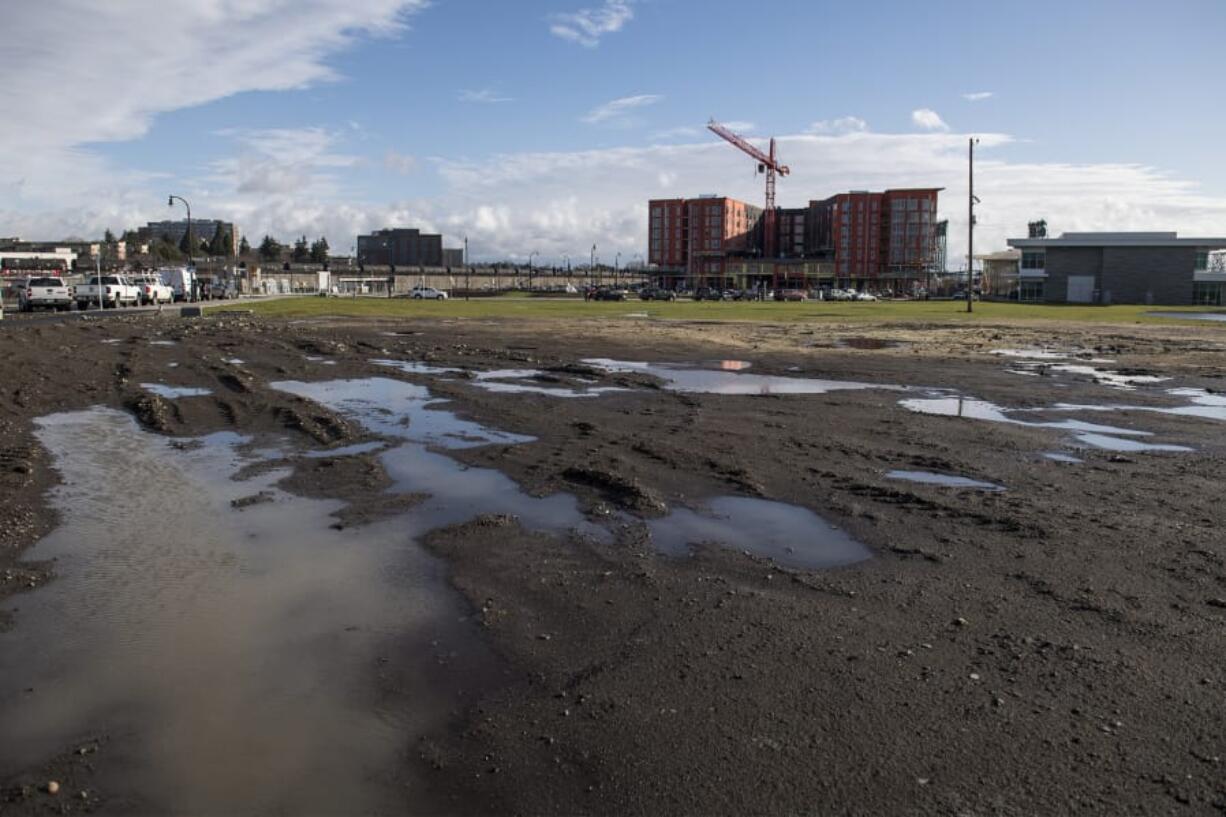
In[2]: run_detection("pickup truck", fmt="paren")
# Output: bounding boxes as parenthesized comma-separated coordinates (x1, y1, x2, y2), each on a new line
(18, 276, 74, 312)
(130, 274, 174, 305)
(76, 275, 141, 309)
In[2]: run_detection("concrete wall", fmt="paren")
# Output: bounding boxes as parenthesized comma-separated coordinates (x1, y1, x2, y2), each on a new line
(1043, 247, 1101, 303)
(1101, 246, 1196, 305)
(1043, 246, 1195, 305)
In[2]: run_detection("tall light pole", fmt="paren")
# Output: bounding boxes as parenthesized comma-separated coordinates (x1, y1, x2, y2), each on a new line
(528, 250, 538, 291)
(615, 251, 621, 287)
(590, 244, 596, 288)
(464, 235, 470, 302)
(967, 137, 980, 314)
(168, 194, 194, 298)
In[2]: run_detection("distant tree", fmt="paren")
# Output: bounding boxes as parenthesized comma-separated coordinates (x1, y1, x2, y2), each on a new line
(258, 235, 282, 261)
(239, 235, 251, 256)
(103, 228, 116, 245)
(292, 235, 310, 262)
(150, 240, 184, 262)
(209, 228, 232, 257)
(309, 236, 330, 264)
(178, 229, 196, 255)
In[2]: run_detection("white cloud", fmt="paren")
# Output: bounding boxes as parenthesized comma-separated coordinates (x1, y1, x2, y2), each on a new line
(383, 150, 417, 175)
(582, 94, 663, 124)
(206, 127, 359, 197)
(650, 126, 702, 141)
(0, 0, 426, 228)
(962, 91, 994, 102)
(912, 108, 950, 131)
(459, 88, 513, 104)
(809, 116, 868, 134)
(549, 0, 634, 47)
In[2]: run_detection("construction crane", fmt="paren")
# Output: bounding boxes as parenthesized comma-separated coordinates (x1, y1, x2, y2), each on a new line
(707, 118, 790, 259)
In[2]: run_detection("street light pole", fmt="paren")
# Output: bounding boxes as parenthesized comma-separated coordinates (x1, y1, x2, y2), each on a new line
(615, 251, 621, 287)
(168, 194, 193, 299)
(967, 137, 979, 314)
(590, 244, 596, 289)
(464, 235, 470, 302)
(528, 250, 538, 292)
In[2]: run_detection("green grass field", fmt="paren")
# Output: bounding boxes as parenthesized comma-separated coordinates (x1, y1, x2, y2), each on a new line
(217, 295, 1226, 326)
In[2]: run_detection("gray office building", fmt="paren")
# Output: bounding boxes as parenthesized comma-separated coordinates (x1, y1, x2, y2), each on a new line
(357, 228, 463, 267)
(1006, 232, 1226, 305)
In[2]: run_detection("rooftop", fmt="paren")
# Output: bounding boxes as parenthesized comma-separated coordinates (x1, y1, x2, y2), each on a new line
(1009, 231, 1226, 249)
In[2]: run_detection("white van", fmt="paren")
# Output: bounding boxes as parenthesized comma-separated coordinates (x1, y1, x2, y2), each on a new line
(158, 266, 198, 302)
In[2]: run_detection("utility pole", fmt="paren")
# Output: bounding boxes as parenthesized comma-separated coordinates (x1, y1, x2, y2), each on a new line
(967, 138, 979, 314)
(590, 244, 596, 289)
(528, 250, 538, 292)
(615, 251, 621, 287)
(464, 235, 469, 302)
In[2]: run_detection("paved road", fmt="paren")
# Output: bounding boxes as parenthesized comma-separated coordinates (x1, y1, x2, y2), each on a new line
(0, 295, 303, 327)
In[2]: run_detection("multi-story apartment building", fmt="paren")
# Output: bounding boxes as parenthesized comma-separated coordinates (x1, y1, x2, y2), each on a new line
(649, 188, 942, 291)
(357, 228, 463, 268)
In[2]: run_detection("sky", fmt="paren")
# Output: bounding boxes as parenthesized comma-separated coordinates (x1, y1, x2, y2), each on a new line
(2, 0, 1225, 267)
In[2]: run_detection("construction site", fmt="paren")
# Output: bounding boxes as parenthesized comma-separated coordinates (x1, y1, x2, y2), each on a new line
(648, 121, 948, 294)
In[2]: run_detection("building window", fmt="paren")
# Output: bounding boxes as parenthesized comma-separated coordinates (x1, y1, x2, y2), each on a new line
(1193, 281, 1222, 306)
(1021, 251, 1045, 269)
(1194, 251, 1210, 271)
(1020, 281, 1045, 302)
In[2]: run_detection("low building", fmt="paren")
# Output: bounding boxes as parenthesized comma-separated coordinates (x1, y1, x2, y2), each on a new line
(357, 228, 463, 268)
(1005, 232, 1226, 305)
(976, 249, 1022, 298)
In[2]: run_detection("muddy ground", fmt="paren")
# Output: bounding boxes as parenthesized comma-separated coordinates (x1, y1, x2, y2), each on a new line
(1, 310, 1225, 815)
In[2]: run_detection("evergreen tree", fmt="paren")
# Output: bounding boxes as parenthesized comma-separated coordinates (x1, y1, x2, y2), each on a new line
(292, 235, 310, 262)
(151, 240, 184, 262)
(258, 235, 282, 261)
(309, 236, 330, 263)
(103, 228, 116, 245)
(239, 236, 251, 256)
(178, 229, 196, 255)
(210, 228, 231, 257)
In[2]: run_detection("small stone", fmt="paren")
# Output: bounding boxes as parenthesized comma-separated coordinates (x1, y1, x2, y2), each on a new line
(917, 777, 931, 786)
(969, 673, 981, 681)
(953, 617, 969, 627)
(46, 781, 60, 795)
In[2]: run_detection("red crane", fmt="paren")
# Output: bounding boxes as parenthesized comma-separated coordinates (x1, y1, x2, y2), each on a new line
(707, 118, 790, 259)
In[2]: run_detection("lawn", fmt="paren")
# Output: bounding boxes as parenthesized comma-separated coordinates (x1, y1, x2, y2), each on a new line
(218, 295, 1226, 326)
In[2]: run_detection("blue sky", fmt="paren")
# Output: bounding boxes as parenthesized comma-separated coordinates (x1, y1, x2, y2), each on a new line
(3, 0, 1225, 265)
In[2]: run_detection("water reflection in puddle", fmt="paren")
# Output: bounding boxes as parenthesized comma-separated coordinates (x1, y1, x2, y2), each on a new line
(584, 358, 894, 396)
(886, 470, 1004, 491)
(304, 355, 337, 366)
(273, 377, 532, 449)
(1072, 433, 1193, 453)
(647, 496, 870, 570)
(991, 349, 1167, 390)
(1043, 452, 1084, 464)
(303, 440, 387, 459)
(1146, 311, 1226, 323)
(141, 383, 213, 399)
(0, 408, 499, 815)
(373, 360, 628, 398)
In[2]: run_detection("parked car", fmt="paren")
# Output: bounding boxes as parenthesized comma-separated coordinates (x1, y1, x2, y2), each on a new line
(76, 275, 140, 309)
(18, 276, 73, 312)
(130, 274, 174, 305)
(591, 287, 627, 301)
(206, 281, 236, 300)
(855, 291, 878, 301)
(410, 286, 449, 300)
(639, 287, 677, 301)
(694, 287, 725, 302)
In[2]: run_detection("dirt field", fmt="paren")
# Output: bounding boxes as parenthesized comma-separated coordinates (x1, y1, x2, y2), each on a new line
(1, 309, 1225, 815)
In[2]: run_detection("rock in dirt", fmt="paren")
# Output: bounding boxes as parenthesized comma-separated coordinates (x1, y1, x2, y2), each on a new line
(561, 466, 667, 515)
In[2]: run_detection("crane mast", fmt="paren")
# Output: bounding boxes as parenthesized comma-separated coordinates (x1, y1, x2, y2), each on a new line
(707, 119, 790, 259)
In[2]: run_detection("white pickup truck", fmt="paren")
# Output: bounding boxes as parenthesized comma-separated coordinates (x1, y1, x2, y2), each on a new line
(76, 275, 141, 309)
(130, 274, 174, 305)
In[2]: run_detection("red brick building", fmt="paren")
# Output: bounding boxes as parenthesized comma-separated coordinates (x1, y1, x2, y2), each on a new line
(648, 187, 942, 291)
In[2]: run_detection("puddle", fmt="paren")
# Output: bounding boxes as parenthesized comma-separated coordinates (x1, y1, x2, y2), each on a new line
(836, 337, 902, 350)
(273, 378, 533, 449)
(990, 348, 1075, 360)
(1043, 452, 1084, 464)
(992, 349, 1167, 390)
(716, 360, 753, 370)
(224, 357, 244, 365)
(0, 408, 501, 815)
(646, 496, 870, 570)
(1042, 363, 1168, 389)
(304, 355, 338, 366)
(303, 441, 387, 459)
(1072, 433, 1193, 453)
(149, 340, 177, 347)
(885, 470, 1004, 491)
(584, 359, 895, 396)
(101, 338, 122, 345)
(374, 360, 629, 398)
(1146, 311, 1226, 323)
(140, 383, 213, 399)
